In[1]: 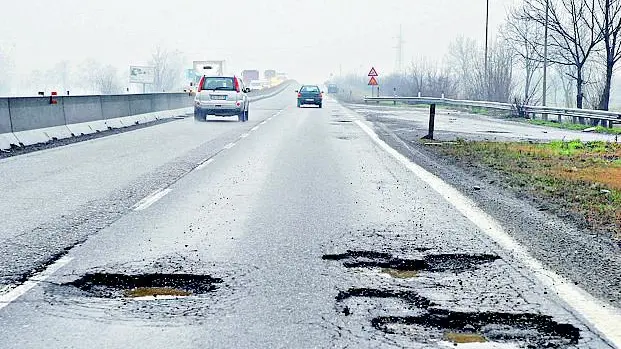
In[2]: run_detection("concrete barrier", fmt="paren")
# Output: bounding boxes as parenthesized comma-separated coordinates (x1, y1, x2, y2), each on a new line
(9, 97, 71, 146)
(63, 96, 107, 136)
(0, 88, 287, 150)
(0, 98, 20, 149)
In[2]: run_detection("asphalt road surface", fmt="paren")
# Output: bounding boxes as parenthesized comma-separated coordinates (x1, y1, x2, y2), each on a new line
(0, 91, 619, 348)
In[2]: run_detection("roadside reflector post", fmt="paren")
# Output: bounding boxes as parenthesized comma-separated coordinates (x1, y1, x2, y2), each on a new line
(422, 104, 436, 140)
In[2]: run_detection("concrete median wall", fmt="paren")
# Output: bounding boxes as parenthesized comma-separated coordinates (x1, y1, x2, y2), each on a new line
(0, 93, 194, 150)
(0, 98, 11, 134)
(9, 97, 66, 132)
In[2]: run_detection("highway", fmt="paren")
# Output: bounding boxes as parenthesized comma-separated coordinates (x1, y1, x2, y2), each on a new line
(0, 90, 619, 348)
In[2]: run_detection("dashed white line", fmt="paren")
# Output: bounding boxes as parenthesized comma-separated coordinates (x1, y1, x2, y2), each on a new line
(196, 158, 214, 170)
(354, 119, 621, 347)
(224, 142, 236, 149)
(251, 126, 260, 132)
(133, 188, 172, 211)
(260, 120, 267, 125)
(240, 133, 249, 139)
(0, 256, 73, 311)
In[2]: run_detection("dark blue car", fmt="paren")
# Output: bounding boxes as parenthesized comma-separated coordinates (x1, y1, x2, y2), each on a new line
(296, 85, 323, 108)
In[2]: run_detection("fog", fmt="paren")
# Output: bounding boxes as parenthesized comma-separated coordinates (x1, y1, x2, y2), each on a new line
(0, 0, 516, 95)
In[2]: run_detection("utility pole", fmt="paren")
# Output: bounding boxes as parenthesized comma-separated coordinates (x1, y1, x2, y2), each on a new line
(394, 25, 404, 74)
(542, 0, 549, 109)
(484, 0, 490, 100)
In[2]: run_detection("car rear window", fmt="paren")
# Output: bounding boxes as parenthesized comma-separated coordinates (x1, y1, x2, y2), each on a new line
(301, 86, 320, 93)
(201, 77, 235, 91)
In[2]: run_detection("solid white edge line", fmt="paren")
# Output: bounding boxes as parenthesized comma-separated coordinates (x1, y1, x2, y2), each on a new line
(354, 119, 621, 347)
(224, 142, 236, 149)
(133, 188, 172, 211)
(196, 158, 215, 170)
(0, 256, 74, 310)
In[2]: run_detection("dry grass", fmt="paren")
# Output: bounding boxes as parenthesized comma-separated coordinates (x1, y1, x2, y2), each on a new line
(435, 140, 621, 238)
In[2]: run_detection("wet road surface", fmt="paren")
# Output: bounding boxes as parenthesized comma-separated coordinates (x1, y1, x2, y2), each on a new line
(0, 94, 618, 348)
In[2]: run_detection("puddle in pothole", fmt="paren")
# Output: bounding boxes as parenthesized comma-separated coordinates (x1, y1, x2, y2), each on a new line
(335, 287, 580, 347)
(372, 310, 580, 347)
(64, 273, 222, 299)
(323, 250, 499, 273)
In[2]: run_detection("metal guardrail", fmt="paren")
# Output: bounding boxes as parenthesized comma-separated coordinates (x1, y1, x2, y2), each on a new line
(364, 96, 621, 125)
(363, 96, 621, 140)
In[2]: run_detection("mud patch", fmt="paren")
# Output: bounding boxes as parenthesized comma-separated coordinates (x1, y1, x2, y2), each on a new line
(336, 288, 434, 308)
(382, 268, 418, 279)
(64, 273, 222, 299)
(444, 332, 487, 343)
(323, 250, 499, 273)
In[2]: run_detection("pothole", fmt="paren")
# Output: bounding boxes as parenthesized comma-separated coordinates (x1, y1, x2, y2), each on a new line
(323, 250, 499, 273)
(336, 288, 434, 308)
(64, 273, 222, 299)
(372, 309, 580, 347)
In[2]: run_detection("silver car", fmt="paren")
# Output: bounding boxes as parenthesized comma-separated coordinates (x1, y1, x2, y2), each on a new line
(194, 76, 250, 122)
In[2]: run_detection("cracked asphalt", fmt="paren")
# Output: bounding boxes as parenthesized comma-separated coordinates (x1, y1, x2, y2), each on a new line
(0, 93, 617, 348)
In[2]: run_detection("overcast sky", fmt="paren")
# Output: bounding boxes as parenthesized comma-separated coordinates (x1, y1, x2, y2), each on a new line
(1, 0, 517, 84)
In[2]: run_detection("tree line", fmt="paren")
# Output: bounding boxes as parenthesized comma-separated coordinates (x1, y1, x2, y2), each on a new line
(335, 0, 621, 113)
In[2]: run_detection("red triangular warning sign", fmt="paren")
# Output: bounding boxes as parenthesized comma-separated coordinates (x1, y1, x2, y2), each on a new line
(368, 76, 378, 86)
(368, 67, 378, 77)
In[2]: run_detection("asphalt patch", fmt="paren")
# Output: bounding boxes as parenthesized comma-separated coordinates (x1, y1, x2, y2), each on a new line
(323, 250, 499, 273)
(64, 273, 222, 299)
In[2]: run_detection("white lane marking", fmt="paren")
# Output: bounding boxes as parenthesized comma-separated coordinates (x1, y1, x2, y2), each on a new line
(196, 158, 214, 170)
(240, 133, 249, 139)
(267, 117, 273, 121)
(251, 126, 260, 132)
(0, 256, 73, 310)
(260, 120, 267, 125)
(354, 119, 621, 347)
(224, 142, 236, 149)
(133, 188, 172, 211)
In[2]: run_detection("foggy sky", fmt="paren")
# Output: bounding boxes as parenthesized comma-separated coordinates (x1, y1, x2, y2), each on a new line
(1, 0, 516, 84)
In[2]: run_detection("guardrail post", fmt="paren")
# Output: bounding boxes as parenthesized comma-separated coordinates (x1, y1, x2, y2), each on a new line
(422, 104, 436, 140)
(557, 114, 562, 123)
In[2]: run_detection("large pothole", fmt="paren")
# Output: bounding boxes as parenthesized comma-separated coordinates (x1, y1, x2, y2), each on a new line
(323, 250, 499, 274)
(372, 309, 580, 347)
(64, 273, 223, 299)
(336, 287, 580, 347)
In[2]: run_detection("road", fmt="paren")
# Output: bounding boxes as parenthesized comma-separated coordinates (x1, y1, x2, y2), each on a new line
(0, 91, 618, 348)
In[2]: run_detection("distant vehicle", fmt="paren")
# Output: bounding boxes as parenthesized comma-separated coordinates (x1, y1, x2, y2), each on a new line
(296, 85, 323, 108)
(264, 70, 276, 80)
(194, 75, 250, 122)
(242, 70, 260, 83)
(327, 84, 338, 94)
(248, 80, 264, 91)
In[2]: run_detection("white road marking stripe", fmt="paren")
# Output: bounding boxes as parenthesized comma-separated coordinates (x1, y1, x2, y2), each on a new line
(224, 142, 236, 149)
(133, 188, 172, 211)
(354, 119, 621, 347)
(251, 126, 260, 132)
(260, 121, 267, 125)
(196, 158, 214, 170)
(0, 256, 73, 310)
(240, 133, 249, 139)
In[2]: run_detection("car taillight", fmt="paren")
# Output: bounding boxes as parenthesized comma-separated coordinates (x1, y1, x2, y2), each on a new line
(297, 93, 302, 98)
(233, 77, 240, 93)
(197, 76, 205, 92)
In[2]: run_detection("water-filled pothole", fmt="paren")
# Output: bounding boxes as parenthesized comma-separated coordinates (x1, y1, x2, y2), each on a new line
(64, 273, 222, 299)
(372, 309, 580, 346)
(323, 250, 499, 273)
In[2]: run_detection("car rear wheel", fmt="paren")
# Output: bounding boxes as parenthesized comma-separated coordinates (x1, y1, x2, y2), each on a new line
(194, 111, 206, 122)
(244, 110, 249, 122)
(318, 103, 322, 108)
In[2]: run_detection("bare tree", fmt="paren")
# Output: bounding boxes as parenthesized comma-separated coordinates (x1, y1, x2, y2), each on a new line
(150, 46, 183, 92)
(522, 0, 603, 112)
(586, 0, 621, 110)
(77, 59, 122, 95)
(504, 6, 545, 104)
